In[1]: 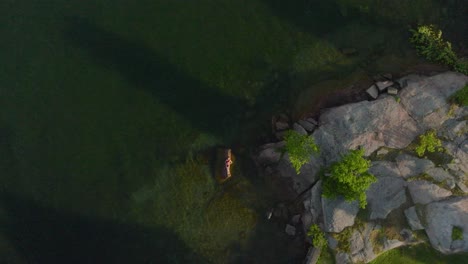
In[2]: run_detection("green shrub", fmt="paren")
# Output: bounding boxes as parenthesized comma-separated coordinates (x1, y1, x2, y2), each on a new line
(452, 226, 463, 241)
(409, 25, 457, 66)
(307, 224, 327, 248)
(415, 130, 442, 157)
(454, 58, 468, 75)
(322, 148, 377, 209)
(450, 84, 468, 107)
(284, 130, 320, 174)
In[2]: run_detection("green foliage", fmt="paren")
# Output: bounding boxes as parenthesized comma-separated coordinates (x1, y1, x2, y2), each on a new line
(322, 148, 377, 209)
(415, 130, 442, 157)
(307, 224, 327, 248)
(334, 227, 353, 252)
(410, 25, 457, 66)
(450, 85, 468, 107)
(454, 58, 468, 75)
(452, 226, 463, 241)
(369, 243, 468, 264)
(284, 130, 320, 174)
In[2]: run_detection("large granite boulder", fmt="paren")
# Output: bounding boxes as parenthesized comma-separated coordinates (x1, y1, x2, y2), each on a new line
(322, 197, 360, 233)
(277, 154, 323, 193)
(366, 176, 406, 220)
(395, 154, 435, 179)
(398, 72, 468, 130)
(314, 96, 420, 164)
(423, 197, 468, 253)
(407, 180, 452, 205)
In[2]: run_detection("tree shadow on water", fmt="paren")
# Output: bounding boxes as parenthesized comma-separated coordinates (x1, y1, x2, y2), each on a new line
(262, 0, 350, 36)
(63, 17, 248, 139)
(0, 192, 207, 264)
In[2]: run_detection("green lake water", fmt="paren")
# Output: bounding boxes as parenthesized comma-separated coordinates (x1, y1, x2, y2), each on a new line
(0, 0, 466, 263)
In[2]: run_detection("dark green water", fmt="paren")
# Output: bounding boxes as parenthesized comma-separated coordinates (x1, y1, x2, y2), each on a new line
(0, 0, 466, 263)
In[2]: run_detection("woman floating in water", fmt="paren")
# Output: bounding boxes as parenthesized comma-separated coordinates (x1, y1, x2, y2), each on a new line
(217, 148, 234, 182)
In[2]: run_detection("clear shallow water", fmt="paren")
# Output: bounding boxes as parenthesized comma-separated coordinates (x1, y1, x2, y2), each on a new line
(0, 0, 465, 263)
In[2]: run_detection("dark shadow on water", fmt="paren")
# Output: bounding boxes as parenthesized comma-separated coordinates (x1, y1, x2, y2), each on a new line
(262, 0, 350, 36)
(0, 192, 207, 264)
(63, 17, 293, 146)
(63, 17, 248, 139)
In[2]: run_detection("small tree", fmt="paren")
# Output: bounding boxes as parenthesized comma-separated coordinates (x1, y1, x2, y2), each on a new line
(307, 224, 327, 248)
(450, 84, 468, 107)
(409, 25, 457, 66)
(415, 130, 443, 157)
(284, 130, 320, 174)
(322, 148, 376, 209)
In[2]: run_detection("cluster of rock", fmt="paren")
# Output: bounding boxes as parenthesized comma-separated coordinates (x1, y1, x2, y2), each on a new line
(255, 72, 468, 263)
(366, 74, 400, 99)
(272, 113, 319, 141)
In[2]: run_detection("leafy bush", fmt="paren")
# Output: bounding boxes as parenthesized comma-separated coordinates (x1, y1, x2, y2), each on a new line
(452, 226, 463, 241)
(415, 130, 442, 157)
(450, 84, 468, 106)
(284, 130, 320, 174)
(409, 25, 457, 66)
(454, 58, 468, 75)
(322, 148, 377, 209)
(307, 224, 327, 248)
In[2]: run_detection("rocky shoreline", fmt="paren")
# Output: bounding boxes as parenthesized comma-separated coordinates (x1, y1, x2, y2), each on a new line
(255, 71, 468, 263)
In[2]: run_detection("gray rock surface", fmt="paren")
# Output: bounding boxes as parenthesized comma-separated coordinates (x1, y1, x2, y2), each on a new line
(349, 222, 377, 263)
(398, 72, 468, 129)
(444, 141, 468, 176)
(388, 87, 398, 95)
(307, 180, 323, 224)
(327, 235, 339, 250)
(350, 230, 364, 256)
(275, 121, 289, 131)
(277, 154, 323, 193)
(376, 80, 394, 91)
(407, 180, 452, 205)
(396, 154, 435, 179)
(366, 85, 379, 99)
(404, 206, 424, 230)
(322, 197, 360, 233)
(369, 161, 402, 178)
(293, 123, 308, 135)
(307, 118, 319, 126)
(298, 120, 317, 132)
(438, 119, 467, 145)
(423, 197, 468, 253)
(314, 96, 420, 164)
(425, 167, 456, 189)
(376, 148, 389, 156)
(366, 176, 406, 220)
(335, 252, 351, 264)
